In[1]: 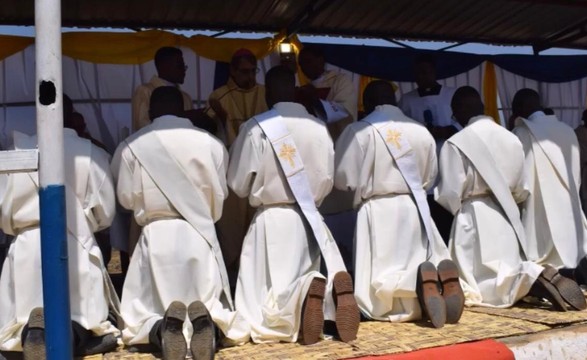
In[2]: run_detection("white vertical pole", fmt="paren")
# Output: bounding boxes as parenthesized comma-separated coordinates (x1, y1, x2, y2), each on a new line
(34, 0, 72, 358)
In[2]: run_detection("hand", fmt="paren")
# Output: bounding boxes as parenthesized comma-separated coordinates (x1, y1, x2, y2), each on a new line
(295, 85, 320, 116)
(297, 84, 319, 100)
(184, 109, 218, 135)
(209, 98, 228, 122)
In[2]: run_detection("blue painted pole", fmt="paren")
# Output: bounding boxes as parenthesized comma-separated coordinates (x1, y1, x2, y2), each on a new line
(34, 0, 73, 358)
(39, 186, 72, 359)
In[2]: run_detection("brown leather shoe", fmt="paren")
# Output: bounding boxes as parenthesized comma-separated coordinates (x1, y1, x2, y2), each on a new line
(437, 259, 465, 324)
(299, 277, 326, 345)
(416, 262, 446, 328)
(541, 265, 586, 311)
(529, 276, 568, 311)
(333, 272, 360, 342)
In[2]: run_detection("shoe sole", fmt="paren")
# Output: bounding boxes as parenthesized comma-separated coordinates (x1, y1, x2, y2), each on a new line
(535, 276, 568, 311)
(300, 277, 326, 345)
(333, 272, 360, 342)
(162, 301, 187, 360)
(23, 308, 46, 360)
(188, 301, 215, 360)
(542, 265, 587, 311)
(437, 259, 465, 324)
(417, 262, 446, 328)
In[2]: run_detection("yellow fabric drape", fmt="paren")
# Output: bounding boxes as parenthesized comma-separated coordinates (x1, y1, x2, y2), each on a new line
(483, 61, 500, 123)
(62, 30, 182, 64)
(184, 33, 285, 63)
(64, 30, 287, 64)
(1, 30, 292, 64)
(0, 35, 34, 61)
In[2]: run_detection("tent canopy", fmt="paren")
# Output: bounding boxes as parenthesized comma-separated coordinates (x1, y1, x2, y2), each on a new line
(2, 0, 587, 52)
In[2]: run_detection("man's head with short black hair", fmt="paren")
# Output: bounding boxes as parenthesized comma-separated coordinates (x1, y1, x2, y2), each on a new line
(265, 65, 295, 108)
(363, 80, 396, 115)
(512, 88, 541, 119)
(413, 54, 438, 90)
(149, 86, 184, 120)
(298, 45, 326, 81)
(154, 47, 186, 85)
(451, 86, 485, 128)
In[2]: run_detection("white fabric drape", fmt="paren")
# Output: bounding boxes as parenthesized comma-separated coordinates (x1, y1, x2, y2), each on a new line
(3, 48, 587, 152)
(496, 66, 587, 128)
(396, 64, 484, 104)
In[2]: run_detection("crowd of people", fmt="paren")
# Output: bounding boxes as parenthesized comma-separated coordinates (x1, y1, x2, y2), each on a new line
(1, 44, 587, 360)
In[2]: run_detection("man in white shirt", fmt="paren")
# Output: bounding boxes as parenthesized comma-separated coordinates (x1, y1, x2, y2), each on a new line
(298, 45, 357, 273)
(399, 55, 459, 245)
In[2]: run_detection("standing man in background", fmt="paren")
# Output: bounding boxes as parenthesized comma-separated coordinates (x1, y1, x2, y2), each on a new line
(399, 55, 459, 244)
(297, 44, 359, 271)
(208, 48, 268, 289)
(127, 47, 194, 263)
(132, 47, 193, 133)
(207, 48, 267, 146)
(297, 45, 357, 142)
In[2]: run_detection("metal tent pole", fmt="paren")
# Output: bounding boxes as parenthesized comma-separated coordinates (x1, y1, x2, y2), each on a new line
(34, 0, 73, 358)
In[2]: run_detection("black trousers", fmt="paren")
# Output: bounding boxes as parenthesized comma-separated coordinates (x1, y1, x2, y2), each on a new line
(0, 245, 6, 276)
(427, 195, 453, 246)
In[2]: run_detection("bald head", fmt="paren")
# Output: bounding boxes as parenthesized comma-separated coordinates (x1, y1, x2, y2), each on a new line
(512, 88, 541, 119)
(363, 80, 396, 114)
(451, 86, 484, 127)
(265, 65, 295, 108)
